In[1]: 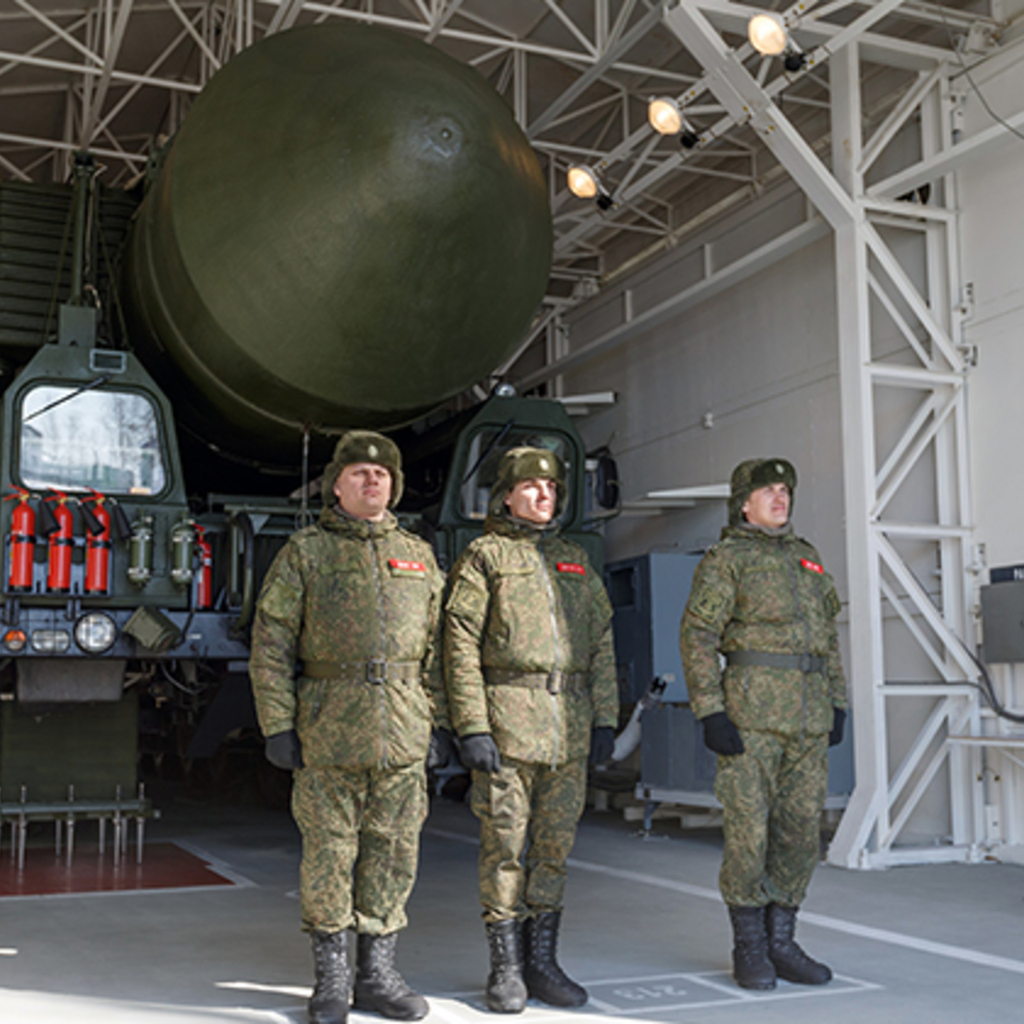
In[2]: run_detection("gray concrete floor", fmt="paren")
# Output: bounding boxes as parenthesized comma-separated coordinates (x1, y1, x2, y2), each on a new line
(1, 786, 1023, 1023)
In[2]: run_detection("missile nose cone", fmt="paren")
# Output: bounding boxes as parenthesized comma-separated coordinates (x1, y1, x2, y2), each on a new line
(123, 23, 552, 468)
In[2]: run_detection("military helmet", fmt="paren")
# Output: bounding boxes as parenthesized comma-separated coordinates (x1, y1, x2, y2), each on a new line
(728, 457, 797, 525)
(487, 446, 567, 519)
(323, 430, 404, 508)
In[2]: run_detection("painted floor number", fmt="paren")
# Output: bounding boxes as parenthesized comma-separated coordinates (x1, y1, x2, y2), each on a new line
(612, 983, 688, 1001)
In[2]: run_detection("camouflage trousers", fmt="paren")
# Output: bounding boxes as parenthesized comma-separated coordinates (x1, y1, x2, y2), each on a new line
(714, 729, 828, 908)
(470, 756, 587, 924)
(292, 761, 427, 934)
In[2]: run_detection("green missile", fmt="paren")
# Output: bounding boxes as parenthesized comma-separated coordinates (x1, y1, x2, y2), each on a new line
(122, 23, 552, 469)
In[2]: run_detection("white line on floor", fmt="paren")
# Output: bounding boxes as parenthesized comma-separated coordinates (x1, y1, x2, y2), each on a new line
(425, 826, 1024, 978)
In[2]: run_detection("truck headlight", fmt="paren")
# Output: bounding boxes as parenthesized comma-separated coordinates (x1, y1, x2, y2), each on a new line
(3, 629, 26, 652)
(74, 613, 117, 654)
(30, 629, 71, 654)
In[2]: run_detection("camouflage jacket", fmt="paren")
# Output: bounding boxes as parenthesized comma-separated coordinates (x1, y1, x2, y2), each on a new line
(680, 524, 847, 736)
(250, 507, 448, 769)
(444, 517, 618, 766)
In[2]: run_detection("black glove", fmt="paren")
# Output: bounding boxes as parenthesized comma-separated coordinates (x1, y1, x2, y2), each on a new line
(458, 732, 502, 774)
(265, 729, 304, 770)
(590, 726, 616, 765)
(701, 712, 744, 756)
(828, 707, 846, 747)
(427, 727, 456, 770)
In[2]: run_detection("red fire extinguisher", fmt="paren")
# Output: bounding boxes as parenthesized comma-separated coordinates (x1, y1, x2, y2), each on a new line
(44, 491, 74, 594)
(5, 487, 36, 592)
(195, 524, 213, 610)
(81, 490, 112, 595)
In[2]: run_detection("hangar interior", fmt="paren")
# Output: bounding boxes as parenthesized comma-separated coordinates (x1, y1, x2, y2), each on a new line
(2, 1, 1024, 1022)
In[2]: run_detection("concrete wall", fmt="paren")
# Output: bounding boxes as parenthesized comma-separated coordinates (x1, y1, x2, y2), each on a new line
(958, 38, 1024, 860)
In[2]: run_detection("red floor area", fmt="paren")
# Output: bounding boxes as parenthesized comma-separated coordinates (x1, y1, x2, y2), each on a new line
(0, 842, 237, 897)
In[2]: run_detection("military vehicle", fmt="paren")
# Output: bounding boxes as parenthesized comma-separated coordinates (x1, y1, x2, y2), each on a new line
(0, 24, 610, 816)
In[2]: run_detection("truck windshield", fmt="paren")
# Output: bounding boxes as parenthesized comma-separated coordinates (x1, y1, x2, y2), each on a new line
(19, 384, 167, 495)
(460, 428, 572, 520)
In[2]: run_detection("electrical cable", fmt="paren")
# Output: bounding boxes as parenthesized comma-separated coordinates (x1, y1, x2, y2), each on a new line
(958, 640, 1024, 724)
(939, 6, 1024, 146)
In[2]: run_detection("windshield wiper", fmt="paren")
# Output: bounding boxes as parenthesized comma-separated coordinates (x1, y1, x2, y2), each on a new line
(23, 374, 113, 423)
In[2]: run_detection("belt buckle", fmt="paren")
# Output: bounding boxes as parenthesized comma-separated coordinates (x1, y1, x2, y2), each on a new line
(799, 652, 812, 673)
(547, 670, 564, 694)
(366, 658, 387, 684)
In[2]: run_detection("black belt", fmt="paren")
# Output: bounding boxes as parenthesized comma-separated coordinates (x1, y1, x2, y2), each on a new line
(726, 650, 826, 673)
(302, 659, 421, 684)
(485, 668, 587, 694)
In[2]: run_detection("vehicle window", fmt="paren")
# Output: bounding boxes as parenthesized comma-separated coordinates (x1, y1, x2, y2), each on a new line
(19, 384, 167, 496)
(459, 428, 572, 520)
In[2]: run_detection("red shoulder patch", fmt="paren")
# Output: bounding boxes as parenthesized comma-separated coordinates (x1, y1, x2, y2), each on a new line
(556, 562, 586, 576)
(389, 558, 426, 574)
(801, 558, 823, 574)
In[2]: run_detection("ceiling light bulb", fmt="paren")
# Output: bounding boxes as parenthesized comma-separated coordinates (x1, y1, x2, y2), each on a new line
(648, 97, 683, 136)
(748, 12, 787, 56)
(567, 165, 599, 199)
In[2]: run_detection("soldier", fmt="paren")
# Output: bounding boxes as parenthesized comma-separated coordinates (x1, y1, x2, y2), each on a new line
(679, 458, 847, 991)
(250, 431, 451, 1024)
(444, 446, 618, 1014)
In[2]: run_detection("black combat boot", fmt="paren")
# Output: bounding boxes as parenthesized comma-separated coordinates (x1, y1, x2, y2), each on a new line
(727, 906, 776, 990)
(309, 930, 350, 1024)
(766, 903, 832, 984)
(522, 911, 587, 1008)
(352, 932, 428, 1020)
(484, 919, 527, 1013)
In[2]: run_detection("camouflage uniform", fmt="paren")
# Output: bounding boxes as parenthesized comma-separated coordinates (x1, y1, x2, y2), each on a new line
(251, 504, 447, 935)
(445, 482, 618, 924)
(680, 460, 846, 910)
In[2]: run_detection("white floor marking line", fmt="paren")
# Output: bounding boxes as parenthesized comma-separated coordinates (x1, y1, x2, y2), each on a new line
(171, 839, 259, 888)
(426, 826, 1024, 978)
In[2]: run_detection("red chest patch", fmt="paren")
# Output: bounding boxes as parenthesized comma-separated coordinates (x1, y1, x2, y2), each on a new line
(556, 562, 586, 576)
(389, 558, 426, 575)
(801, 558, 823, 574)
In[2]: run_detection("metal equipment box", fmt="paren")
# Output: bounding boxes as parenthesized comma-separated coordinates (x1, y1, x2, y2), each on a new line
(605, 551, 703, 705)
(981, 578, 1024, 664)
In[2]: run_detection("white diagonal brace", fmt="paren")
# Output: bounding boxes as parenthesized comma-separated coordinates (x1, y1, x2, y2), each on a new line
(0, 47, 203, 92)
(875, 390, 942, 492)
(860, 66, 943, 175)
(871, 385, 959, 518)
(541, 0, 597, 57)
(0, 152, 31, 181)
(91, 24, 192, 141)
(528, 1, 665, 139)
(875, 532, 975, 679)
(11, 0, 104, 67)
(167, 0, 221, 70)
(864, 221, 963, 370)
(879, 575, 955, 681)
(425, 0, 464, 43)
(81, 0, 135, 147)
(868, 106, 1024, 200)
(265, 0, 305, 35)
(868, 269, 935, 369)
(881, 698, 972, 849)
(664, 2, 857, 229)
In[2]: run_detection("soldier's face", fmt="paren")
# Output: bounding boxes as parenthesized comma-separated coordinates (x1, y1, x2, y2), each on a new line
(505, 477, 557, 524)
(334, 462, 392, 521)
(743, 482, 790, 529)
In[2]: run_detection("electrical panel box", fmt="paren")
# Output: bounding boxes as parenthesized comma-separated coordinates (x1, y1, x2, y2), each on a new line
(981, 579, 1024, 663)
(605, 551, 703, 705)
